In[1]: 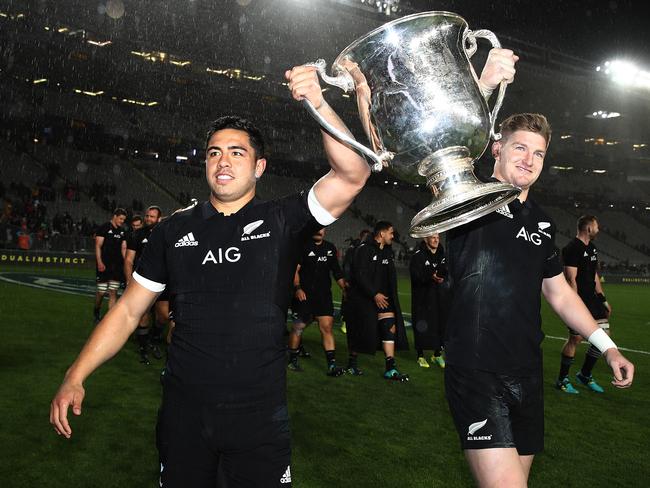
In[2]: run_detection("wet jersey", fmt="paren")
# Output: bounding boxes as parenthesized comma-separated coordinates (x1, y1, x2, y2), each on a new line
(133, 190, 331, 408)
(562, 238, 598, 300)
(445, 197, 562, 375)
(96, 222, 126, 264)
(126, 226, 155, 269)
(297, 240, 343, 298)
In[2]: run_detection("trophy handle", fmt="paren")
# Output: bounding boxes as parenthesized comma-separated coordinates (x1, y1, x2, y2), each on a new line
(300, 59, 392, 172)
(463, 29, 507, 141)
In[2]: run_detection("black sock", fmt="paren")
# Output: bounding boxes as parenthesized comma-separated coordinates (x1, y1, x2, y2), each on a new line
(558, 354, 574, 381)
(150, 323, 165, 344)
(433, 348, 442, 357)
(136, 327, 149, 352)
(385, 356, 396, 371)
(288, 348, 299, 365)
(581, 346, 601, 377)
(325, 350, 336, 367)
(347, 352, 358, 369)
(93, 306, 100, 319)
(416, 349, 424, 358)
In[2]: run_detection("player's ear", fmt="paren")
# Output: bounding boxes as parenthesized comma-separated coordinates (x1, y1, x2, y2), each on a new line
(255, 158, 267, 179)
(491, 141, 501, 160)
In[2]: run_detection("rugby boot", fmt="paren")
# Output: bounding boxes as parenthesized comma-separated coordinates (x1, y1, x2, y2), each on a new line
(432, 355, 446, 369)
(138, 347, 150, 365)
(327, 364, 345, 377)
(346, 366, 364, 376)
(150, 343, 163, 360)
(298, 344, 311, 358)
(417, 357, 430, 368)
(340, 322, 347, 334)
(287, 360, 303, 372)
(576, 372, 605, 393)
(384, 368, 409, 382)
(556, 376, 579, 394)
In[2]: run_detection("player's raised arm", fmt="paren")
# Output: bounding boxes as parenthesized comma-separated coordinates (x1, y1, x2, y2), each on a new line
(285, 65, 370, 218)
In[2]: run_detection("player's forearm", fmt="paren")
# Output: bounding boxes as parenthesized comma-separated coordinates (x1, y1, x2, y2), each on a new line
(546, 283, 598, 340)
(64, 296, 144, 384)
(317, 102, 369, 185)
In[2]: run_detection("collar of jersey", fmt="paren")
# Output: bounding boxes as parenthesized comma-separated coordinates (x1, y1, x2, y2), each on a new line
(201, 197, 260, 220)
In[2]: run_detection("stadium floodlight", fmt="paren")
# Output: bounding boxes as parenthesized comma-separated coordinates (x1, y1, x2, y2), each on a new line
(585, 110, 620, 119)
(596, 59, 650, 90)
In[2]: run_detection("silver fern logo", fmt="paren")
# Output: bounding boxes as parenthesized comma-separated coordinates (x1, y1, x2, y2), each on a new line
(467, 419, 492, 441)
(468, 419, 487, 436)
(242, 220, 264, 236)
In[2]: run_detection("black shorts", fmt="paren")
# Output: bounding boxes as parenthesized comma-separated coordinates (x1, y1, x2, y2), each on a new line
(291, 293, 333, 323)
(445, 365, 544, 456)
(157, 379, 292, 487)
(96, 263, 123, 283)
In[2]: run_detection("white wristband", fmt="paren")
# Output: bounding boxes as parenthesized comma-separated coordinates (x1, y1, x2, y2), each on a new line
(588, 328, 617, 354)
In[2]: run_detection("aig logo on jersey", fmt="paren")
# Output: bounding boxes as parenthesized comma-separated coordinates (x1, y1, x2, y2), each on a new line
(241, 219, 271, 241)
(516, 222, 551, 246)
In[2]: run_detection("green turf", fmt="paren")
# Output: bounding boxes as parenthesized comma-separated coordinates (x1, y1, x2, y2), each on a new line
(0, 266, 648, 487)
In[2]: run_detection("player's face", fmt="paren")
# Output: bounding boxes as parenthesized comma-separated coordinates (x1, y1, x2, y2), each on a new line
(492, 130, 547, 193)
(312, 228, 325, 243)
(424, 233, 439, 250)
(205, 129, 266, 205)
(382, 227, 394, 246)
(112, 214, 126, 227)
(587, 220, 599, 239)
(144, 209, 161, 227)
(131, 219, 143, 230)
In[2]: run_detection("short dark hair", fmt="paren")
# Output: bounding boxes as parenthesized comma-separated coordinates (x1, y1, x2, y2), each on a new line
(131, 214, 142, 223)
(577, 215, 597, 232)
(113, 208, 127, 217)
(499, 113, 552, 146)
(147, 205, 162, 216)
(373, 221, 393, 236)
(205, 115, 265, 159)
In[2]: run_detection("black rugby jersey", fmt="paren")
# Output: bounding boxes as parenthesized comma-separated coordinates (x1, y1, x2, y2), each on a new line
(562, 238, 598, 300)
(297, 240, 343, 298)
(410, 242, 447, 299)
(353, 241, 395, 299)
(126, 226, 155, 269)
(445, 197, 562, 375)
(95, 222, 126, 263)
(133, 191, 328, 407)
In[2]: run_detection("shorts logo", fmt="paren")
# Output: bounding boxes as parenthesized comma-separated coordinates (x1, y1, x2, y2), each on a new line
(467, 419, 492, 441)
(280, 465, 291, 484)
(175, 232, 199, 247)
(241, 220, 271, 241)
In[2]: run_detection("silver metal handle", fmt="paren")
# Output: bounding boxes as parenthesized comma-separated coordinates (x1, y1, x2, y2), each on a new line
(301, 59, 392, 172)
(464, 29, 507, 141)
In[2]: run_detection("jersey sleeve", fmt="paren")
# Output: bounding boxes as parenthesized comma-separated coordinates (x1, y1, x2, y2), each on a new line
(95, 223, 109, 239)
(561, 241, 580, 267)
(133, 224, 168, 292)
(544, 230, 563, 278)
(278, 189, 333, 237)
(126, 231, 138, 251)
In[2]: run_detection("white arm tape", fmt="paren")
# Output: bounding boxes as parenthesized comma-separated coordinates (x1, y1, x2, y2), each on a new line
(132, 271, 166, 293)
(588, 328, 617, 353)
(308, 187, 338, 226)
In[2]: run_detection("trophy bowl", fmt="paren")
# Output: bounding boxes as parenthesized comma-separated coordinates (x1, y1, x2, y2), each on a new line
(301, 11, 521, 237)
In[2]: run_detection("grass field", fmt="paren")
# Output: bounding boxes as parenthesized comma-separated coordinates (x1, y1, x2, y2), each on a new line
(0, 264, 649, 487)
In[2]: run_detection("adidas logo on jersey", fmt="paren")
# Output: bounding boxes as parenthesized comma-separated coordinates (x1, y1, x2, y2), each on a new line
(280, 466, 291, 484)
(175, 232, 199, 247)
(308, 251, 316, 257)
(496, 204, 513, 219)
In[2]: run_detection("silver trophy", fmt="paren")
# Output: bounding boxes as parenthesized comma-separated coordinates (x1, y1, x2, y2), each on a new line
(301, 11, 521, 237)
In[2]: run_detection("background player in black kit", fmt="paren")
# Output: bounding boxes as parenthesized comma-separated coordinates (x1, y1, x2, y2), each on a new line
(346, 221, 409, 380)
(124, 205, 165, 364)
(444, 112, 634, 488)
(93, 208, 127, 323)
(409, 233, 447, 369)
(288, 228, 346, 376)
(556, 215, 611, 394)
(50, 64, 370, 487)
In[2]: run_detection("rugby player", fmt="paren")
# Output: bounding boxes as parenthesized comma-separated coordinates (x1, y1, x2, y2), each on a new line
(93, 208, 127, 323)
(444, 112, 634, 487)
(409, 233, 447, 369)
(50, 65, 370, 487)
(346, 221, 409, 380)
(556, 215, 611, 394)
(288, 228, 346, 376)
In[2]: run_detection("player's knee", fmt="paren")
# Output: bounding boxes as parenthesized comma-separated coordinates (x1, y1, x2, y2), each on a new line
(379, 317, 395, 343)
(292, 322, 306, 336)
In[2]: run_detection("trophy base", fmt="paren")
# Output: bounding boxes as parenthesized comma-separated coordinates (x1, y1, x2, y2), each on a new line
(410, 149, 520, 237)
